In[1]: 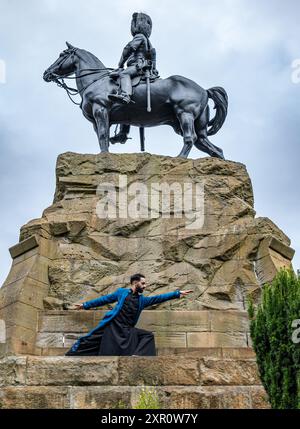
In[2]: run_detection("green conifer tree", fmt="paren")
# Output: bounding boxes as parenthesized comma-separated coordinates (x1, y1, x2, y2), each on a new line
(248, 268, 300, 409)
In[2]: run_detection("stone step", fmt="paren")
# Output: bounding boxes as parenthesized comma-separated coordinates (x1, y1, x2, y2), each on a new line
(37, 346, 256, 358)
(0, 352, 268, 409)
(0, 385, 269, 409)
(36, 309, 251, 352)
(1, 352, 259, 387)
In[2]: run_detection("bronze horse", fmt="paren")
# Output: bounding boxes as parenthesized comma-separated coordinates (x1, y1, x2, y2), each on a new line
(43, 42, 228, 159)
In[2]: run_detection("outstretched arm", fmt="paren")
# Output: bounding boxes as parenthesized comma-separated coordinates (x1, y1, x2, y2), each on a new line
(143, 289, 193, 308)
(74, 290, 119, 310)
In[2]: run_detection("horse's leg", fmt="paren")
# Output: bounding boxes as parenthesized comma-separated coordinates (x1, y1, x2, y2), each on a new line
(93, 104, 109, 152)
(176, 111, 197, 158)
(194, 107, 225, 159)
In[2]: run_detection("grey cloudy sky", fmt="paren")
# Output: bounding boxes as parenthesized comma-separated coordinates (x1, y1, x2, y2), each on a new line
(0, 0, 299, 286)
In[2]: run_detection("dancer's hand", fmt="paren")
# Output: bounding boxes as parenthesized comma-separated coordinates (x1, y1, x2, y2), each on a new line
(74, 303, 84, 310)
(179, 290, 193, 298)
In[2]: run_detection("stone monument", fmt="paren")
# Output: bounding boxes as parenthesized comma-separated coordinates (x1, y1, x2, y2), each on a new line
(0, 12, 295, 410)
(0, 152, 294, 408)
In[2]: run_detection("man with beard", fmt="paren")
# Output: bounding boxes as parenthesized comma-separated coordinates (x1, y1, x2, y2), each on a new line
(65, 273, 192, 356)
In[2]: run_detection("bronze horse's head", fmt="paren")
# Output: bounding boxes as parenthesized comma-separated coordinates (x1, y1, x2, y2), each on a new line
(43, 42, 77, 82)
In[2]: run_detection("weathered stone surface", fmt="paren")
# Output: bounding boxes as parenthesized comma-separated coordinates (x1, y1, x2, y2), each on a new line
(255, 246, 293, 285)
(1, 353, 262, 388)
(0, 320, 5, 344)
(187, 332, 248, 348)
(2, 302, 39, 332)
(39, 309, 248, 333)
(210, 311, 249, 332)
(69, 385, 270, 409)
(0, 277, 48, 309)
(249, 386, 271, 409)
(118, 355, 200, 386)
(0, 353, 269, 409)
(35, 309, 251, 352)
(36, 332, 81, 348)
(3, 152, 293, 311)
(199, 358, 261, 385)
(161, 386, 253, 409)
(0, 356, 27, 387)
(38, 310, 96, 333)
(136, 310, 210, 332)
(0, 234, 53, 355)
(0, 386, 70, 409)
(9, 235, 39, 259)
(3, 333, 36, 355)
(0, 384, 269, 409)
(26, 356, 119, 386)
(154, 332, 187, 348)
(221, 347, 255, 359)
(70, 386, 133, 409)
(2, 255, 49, 287)
(43, 296, 64, 310)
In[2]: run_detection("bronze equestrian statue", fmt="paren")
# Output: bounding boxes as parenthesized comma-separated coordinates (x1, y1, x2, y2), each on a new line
(43, 12, 228, 159)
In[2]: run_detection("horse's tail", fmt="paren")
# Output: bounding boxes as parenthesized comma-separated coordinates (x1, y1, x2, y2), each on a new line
(206, 87, 228, 136)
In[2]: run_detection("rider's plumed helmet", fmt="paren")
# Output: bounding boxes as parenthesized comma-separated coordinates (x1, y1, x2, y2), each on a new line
(131, 12, 152, 38)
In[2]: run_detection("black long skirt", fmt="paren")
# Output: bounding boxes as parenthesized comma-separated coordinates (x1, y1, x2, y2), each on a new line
(65, 318, 156, 356)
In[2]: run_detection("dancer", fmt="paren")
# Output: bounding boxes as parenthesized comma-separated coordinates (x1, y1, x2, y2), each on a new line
(65, 273, 192, 356)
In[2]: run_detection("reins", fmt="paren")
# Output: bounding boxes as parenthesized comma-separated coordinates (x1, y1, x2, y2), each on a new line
(52, 67, 114, 105)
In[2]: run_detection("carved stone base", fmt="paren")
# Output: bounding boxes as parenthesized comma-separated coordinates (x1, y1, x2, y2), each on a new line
(0, 152, 293, 408)
(0, 351, 270, 409)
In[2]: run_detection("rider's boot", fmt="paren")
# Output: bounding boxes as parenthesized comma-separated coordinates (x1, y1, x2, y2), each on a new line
(108, 91, 131, 104)
(110, 132, 129, 144)
(108, 73, 133, 104)
(110, 124, 131, 144)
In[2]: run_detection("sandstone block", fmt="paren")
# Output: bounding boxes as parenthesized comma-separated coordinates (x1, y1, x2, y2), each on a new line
(199, 358, 261, 386)
(118, 355, 200, 386)
(26, 356, 119, 386)
(187, 332, 247, 348)
(162, 386, 252, 409)
(70, 386, 133, 409)
(0, 356, 27, 387)
(0, 386, 70, 409)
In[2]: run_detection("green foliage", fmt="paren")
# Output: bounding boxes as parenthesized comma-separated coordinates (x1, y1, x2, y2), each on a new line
(133, 386, 161, 409)
(114, 400, 127, 409)
(248, 268, 300, 409)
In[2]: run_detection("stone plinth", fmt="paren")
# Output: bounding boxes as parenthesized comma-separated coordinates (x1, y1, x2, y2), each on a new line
(0, 351, 269, 409)
(0, 152, 295, 408)
(3, 153, 294, 311)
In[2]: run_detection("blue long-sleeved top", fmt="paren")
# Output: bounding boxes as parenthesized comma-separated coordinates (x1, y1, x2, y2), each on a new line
(69, 287, 181, 352)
